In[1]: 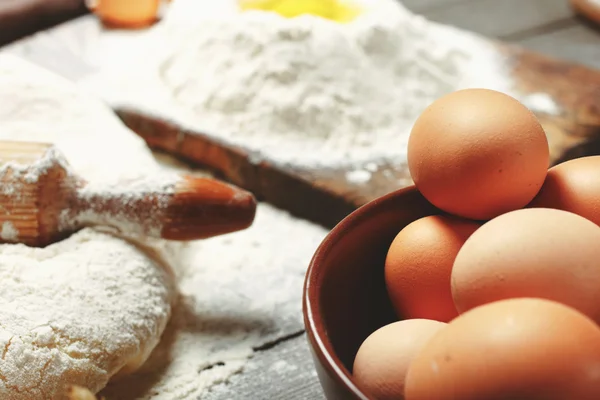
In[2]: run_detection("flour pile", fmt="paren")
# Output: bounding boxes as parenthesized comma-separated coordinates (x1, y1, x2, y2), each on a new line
(0, 54, 328, 399)
(71, 0, 557, 170)
(158, 0, 513, 167)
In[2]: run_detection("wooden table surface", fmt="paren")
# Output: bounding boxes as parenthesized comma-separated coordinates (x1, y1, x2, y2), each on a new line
(1, 1, 599, 399)
(0, 0, 86, 46)
(203, 1, 600, 399)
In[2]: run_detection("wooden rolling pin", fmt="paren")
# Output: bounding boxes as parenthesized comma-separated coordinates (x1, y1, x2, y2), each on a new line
(0, 140, 257, 247)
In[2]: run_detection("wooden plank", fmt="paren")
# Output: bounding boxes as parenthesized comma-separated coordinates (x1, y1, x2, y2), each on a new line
(0, 0, 87, 46)
(400, 0, 469, 13)
(424, 0, 574, 38)
(517, 24, 600, 70)
(205, 334, 324, 400)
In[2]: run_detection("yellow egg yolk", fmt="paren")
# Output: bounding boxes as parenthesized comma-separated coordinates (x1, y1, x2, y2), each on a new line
(238, 0, 362, 23)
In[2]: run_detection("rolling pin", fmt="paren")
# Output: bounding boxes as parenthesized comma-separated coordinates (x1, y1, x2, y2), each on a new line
(0, 140, 257, 247)
(571, 0, 600, 27)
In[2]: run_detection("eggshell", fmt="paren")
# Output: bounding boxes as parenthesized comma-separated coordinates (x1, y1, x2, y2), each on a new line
(94, 0, 161, 27)
(353, 319, 446, 400)
(452, 207, 600, 323)
(405, 298, 600, 400)
(407, 88, 549, 220)
(529, 156, 600, 225)
(385, 215, 480, 322)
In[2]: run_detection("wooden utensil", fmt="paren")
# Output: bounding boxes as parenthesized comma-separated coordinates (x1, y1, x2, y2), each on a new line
(0, 140, 257, 247)
(570, 0, 600, 27)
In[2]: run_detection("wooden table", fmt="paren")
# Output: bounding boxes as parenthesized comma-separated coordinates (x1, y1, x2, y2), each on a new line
(1, 1, 599, 399)
(202, 1, 600, 399)
(0, 0, 86, 46)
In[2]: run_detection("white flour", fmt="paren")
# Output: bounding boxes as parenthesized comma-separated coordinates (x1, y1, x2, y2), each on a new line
(0, 228, 176, 399)
(62, 172, 179, 238)
(61, 0, 561, 171)
(0, 54, 328, 399)
(158, 0, 512, 167)
(1, 221, 18, 241)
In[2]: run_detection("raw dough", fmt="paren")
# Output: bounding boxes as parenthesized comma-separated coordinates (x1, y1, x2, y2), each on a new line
(0, 229, 175, 399)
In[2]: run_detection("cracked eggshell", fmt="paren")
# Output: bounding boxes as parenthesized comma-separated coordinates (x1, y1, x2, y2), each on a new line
(405, 298, 600, 400)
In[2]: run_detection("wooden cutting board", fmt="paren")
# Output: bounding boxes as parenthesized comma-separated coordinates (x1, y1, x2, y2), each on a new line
(115, 44, 600, 228)
(0, 0, 87, 46)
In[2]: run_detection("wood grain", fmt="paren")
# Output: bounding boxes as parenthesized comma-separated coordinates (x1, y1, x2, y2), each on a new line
(205, 334, 324, 400)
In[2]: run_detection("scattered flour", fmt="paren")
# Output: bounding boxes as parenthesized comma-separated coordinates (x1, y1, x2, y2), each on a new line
(0, 54, 328, 399)
(520, 92, 562, 116)
(0, 221, 18, 241)
(0, 146, 71, 185)
(346, 169, 373, 185)
(0, 146, 73, 243)
(61, 172, 179, 238)
(100, 203, 326, 399)
(53, 0, 562, 171)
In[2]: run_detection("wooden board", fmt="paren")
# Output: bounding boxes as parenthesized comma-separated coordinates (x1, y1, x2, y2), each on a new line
(116, 45, 600, 229)
(0, 0, 87, 46)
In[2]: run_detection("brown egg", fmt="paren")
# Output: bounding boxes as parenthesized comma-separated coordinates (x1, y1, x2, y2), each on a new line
(407, 88, 549, 220)
(405, 298, 600, 400)
(353, 319, 446, 400)
(529, 156, 600, 225)
(452, 208, 600, 324)
(385, 215, 480, 322)
(93, 0, 161, 28)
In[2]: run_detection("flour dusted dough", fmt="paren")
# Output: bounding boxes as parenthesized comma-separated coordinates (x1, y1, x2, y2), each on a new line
(0, 229, 175, 399)
(0, 54, 175, 398)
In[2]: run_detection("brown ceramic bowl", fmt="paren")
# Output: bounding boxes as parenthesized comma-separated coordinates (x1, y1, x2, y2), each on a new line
(303, 185, 441, 399)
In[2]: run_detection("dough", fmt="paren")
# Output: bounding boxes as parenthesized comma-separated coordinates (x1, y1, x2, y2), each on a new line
(0, 229, 175, 399)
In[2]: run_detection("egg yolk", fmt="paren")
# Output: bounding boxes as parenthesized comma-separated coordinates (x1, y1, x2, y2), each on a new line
(238, 0, 362, 23)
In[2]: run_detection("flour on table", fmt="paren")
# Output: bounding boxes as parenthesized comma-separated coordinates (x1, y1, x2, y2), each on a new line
(50, 0, 560, 171)
(0, 55, 328, 399)
(1, 221, 18, 241)
(0, 228, 175, 399)
(100, 202, 327, 399)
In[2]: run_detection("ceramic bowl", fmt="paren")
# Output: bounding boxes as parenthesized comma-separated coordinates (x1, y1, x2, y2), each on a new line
(302, 186, 440, 399)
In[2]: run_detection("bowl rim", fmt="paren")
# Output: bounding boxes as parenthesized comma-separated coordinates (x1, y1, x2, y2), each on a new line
(303, 185, 419, 399)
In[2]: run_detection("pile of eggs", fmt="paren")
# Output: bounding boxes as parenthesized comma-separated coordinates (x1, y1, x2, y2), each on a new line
(353, 88, 600, 400)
